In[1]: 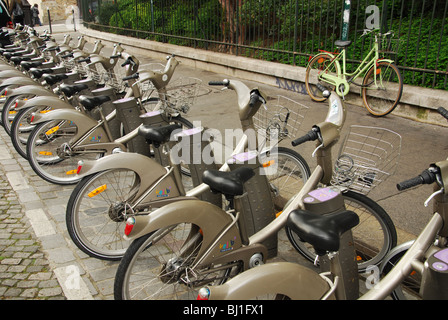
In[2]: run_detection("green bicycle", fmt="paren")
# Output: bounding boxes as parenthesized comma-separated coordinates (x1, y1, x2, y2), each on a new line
(305, 29, 403, 117)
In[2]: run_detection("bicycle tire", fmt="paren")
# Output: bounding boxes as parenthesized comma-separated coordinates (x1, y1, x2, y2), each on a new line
(305, 53, 340, 102)
(65, 117, 201, 261)
(26, 119, 101, 185)
(10, 106, 38, 159)
(285, 190, 397, 272)
(114, 224, 242, 300)
(1, 95, 22, 135)
(266, 147, 311, 211)
(66, 168, 141, 260)
(361, 61, 403, 117)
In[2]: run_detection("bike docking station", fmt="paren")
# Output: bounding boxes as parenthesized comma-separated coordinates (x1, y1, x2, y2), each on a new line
(113, 96, 152, 157)
(172, 125, 222, 206)
(301, 186, 359, 300)
(227, 150, 277, 259)
(421, 248, 448, 299)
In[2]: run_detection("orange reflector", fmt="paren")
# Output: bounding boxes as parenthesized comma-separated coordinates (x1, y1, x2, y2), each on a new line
(9, 110, 16, 115)
(376, 68, 381, 75)
(317, 58, 325, 64)
(38, 151, 53, 156)
(357, 256, 362, 261)
(45, 126, 59, 135)
(66, 169, 77, 175)
(88, 184, 107, 198)
(40, 110, 51, 114)
(275, 211, 282, 218)
(262, 160, 275, 168)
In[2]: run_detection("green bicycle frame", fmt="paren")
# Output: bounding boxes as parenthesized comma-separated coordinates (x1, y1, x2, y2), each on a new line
(318, 33, 393, 97)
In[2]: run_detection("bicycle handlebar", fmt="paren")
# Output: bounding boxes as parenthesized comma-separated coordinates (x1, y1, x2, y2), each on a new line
(396, 169, 436, 191)
(291, 128, 319, 147)
(208, 80, 230, 86)
(121, 56, 136, 67)
(437, 107, 448, 121)
(78, 57, 91, 63)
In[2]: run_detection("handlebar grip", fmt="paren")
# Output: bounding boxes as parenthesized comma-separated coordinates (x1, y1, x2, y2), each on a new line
(291, 129, 319, 147)
(437, 107, 448, 121)
(208, 81, 226, 86)
(396, 169, 436, 191)
(249, 93, 259, 107)
(110, 54, 121, 59)
(315, 83, 330, 98)
(78, 58, 91, 63)
(121, 57, 135, 67)
(61, 53, 73, 58)
(122, 73, 139, 81)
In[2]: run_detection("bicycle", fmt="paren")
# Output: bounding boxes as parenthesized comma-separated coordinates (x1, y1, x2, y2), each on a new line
(305, 29, 403, 117)
(112, 86, 397, 300)
(24, 54, 189, 185)
(376, 106, 448, 300)
(6, 42, 127, 159)
(67, 79, 311, 262)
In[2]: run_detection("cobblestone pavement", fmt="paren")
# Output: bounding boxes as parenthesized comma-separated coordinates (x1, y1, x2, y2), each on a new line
(0, 147, 65, 299)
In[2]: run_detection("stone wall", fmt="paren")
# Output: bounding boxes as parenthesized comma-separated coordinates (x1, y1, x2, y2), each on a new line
(40, 0, 77, 23)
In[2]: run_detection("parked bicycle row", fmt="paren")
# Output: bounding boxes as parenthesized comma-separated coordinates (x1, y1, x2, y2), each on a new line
(0, 24, 445, 300)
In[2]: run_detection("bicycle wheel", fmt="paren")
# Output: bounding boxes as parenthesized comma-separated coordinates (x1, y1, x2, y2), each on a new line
(380, 242, 422, 300)
(26, 119, 102, 185)
(266, 147, 311, 211)
(10, 106, 39, 159)
(114, 224, 242, 300)
(286, 190, 397, 272)
(305, 53, 340, 102)
(66, 168, 141, 260)
(1, 95, 22, 135)
(361, 61, 403, 117)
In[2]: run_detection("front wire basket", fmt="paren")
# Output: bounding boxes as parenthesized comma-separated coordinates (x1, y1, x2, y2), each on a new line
(160, 77, 203, 114)
(331, 125, 402, 195)
(253, 95, 309, 142)
(379, 33, 402, 60)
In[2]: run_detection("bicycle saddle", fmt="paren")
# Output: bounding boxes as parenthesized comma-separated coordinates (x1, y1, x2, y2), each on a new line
(138, 123, 182, 147)
(10, 55, 33, 65)
(21, 60, 43, 71)
(202, 167, 255, 198)
(43, 73, 69, 86)
(29, 67, 54, 79)
(287, 209, 359, 255)
(78, 94, 111, 111)
(334, 40, 352, 48)
(59, 83, 89, 97)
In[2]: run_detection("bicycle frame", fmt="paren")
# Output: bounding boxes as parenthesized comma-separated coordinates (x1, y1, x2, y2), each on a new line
(361, 159, 448, 300)
(76, 80, 264, 214)
(204, 159, 448, 300)
(122, 91, 349, 282)
(26, 54, 180, 158)
(318, 31, 393, 97)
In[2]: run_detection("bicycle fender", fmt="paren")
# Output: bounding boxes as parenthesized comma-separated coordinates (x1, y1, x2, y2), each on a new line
(76, 152, 167, 201)
(19, 96, 74, 112)
(377, 58, 394, 64)
(0, 76, 37, 88)
(206, 262, 334, 300)
(125, 200, 240, 266)
(5, 85, 55, 100)
(0, 69, 25, 78)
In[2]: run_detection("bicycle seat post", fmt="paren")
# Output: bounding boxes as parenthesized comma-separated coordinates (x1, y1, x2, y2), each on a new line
(302, 187, 359, 300)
